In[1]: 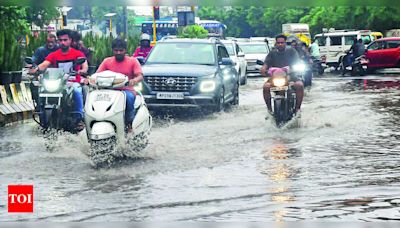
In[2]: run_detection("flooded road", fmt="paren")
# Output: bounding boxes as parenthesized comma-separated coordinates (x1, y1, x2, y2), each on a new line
(1, 73, 400, 221)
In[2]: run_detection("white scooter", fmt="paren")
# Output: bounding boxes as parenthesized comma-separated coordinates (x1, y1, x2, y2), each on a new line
(84, 70, 152, 166)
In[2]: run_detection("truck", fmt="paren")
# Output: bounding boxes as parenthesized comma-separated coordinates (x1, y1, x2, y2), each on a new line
(282, 23, 312, 46)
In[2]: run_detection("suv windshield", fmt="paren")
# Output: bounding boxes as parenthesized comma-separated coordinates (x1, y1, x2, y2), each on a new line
(146, 43, 216, 65)
(239, 44, 268, 54)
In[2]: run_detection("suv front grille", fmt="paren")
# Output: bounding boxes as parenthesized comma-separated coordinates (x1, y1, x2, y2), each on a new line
(145, 76, 198, 92)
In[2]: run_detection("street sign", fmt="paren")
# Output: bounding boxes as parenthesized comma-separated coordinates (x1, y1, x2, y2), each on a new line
(177, 11, 195, 27)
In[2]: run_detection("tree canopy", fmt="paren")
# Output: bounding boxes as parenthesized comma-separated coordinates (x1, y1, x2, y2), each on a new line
(198, 6, 400, 37)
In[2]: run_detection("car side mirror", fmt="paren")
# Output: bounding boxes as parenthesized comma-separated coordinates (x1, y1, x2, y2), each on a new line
(25, 57, 33, 65)
(137, 56, 145, 65)
(256, 60, 264, 65)
(220, 57, 233, 66)
(237, 52, 245, 57)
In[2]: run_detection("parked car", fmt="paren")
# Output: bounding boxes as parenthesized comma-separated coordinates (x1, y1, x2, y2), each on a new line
(222, 40, 248, 85)
(365, 37, 400, 72)
(237, 42, 269, 76)
(139, 38, 239, 111)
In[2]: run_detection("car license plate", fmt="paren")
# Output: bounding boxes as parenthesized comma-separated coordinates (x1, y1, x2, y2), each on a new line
(95, 93, 112, 102)
(270, 86, 288, 92)
(156, 92, 184, 100)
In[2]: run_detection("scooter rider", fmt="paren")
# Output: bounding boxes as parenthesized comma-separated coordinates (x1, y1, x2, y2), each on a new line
(29, 29, 89, 128)
(260, 34, 304, 113)
(133, 33, 152, 59)
(96, 38, 144, 132)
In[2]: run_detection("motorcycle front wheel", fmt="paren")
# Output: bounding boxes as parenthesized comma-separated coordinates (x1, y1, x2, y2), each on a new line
(89, 137, 117, 168)
(273, 99, 286, 127)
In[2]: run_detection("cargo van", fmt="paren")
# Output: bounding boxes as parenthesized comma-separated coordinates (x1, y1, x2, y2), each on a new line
(314, 30, 374, 67)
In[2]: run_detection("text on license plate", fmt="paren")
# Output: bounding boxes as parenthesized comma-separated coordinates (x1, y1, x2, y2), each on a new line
(156, 92, 184, 100)
(95, 93, 112, 102)
(270, 86, 288, 92)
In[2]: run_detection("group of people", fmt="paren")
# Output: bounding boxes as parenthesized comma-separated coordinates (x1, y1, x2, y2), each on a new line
(29, 29, 152, 131)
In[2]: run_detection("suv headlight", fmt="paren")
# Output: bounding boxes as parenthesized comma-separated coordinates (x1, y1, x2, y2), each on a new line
(43, 79, 61, 92)
(200, 80, 216, 92)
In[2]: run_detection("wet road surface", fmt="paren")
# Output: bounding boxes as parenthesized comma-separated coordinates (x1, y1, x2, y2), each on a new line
(1, 72, 400, 221)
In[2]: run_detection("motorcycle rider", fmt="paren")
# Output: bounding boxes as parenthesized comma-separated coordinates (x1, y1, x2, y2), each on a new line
(310, 39, 320, 60)
(32, 33, 59, 65)
(133, 33, 152, 59)
(260, 34, 304, 113)
(30, 33, 59, 111)
(96, 38, 144, 132)
(355, 39, 366, 57)
(29, 29, 88, 128)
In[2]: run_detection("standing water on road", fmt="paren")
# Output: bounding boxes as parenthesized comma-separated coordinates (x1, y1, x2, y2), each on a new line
(1, 74, 400, 221)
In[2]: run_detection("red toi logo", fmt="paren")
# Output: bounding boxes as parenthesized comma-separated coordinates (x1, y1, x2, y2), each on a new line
(8, 185, 34, 213)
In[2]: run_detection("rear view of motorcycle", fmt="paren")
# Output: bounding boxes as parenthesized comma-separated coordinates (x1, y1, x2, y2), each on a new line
(339, 51, 368, 76)
(312, 55, 326, 76)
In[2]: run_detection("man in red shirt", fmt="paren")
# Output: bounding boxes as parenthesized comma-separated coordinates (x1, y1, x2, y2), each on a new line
(96, 38, 143, 131)
(133, 33, 152, 59)
(29, 29, 88, 125)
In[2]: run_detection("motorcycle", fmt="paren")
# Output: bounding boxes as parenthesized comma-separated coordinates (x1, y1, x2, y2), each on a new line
(297, 60, 312, 87)
(339, 51, 368, 76)
(257, 60, 298, 127)
(25, 57, 87, 134)
(84, 70, 152, 166)
(312, 55, 326, 76)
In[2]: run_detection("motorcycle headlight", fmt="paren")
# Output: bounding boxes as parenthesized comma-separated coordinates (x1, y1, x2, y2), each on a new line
(200, 80, 216, 92)
(43, 79, 61, 92)
(293, 63, 306, 72)
(134, 82, 143, 92)
(272, 77, 287, 87)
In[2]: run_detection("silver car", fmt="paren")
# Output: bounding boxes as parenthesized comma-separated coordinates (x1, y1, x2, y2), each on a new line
(237, 42, 270, 76)
(222, 40, 248, 85)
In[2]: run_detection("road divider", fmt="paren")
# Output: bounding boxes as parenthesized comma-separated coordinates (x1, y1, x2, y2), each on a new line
(0, 81, 34, 126)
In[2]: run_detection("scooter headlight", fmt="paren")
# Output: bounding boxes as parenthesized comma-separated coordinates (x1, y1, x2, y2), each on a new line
(200, 80, 216, 92)
(293, 63, 306, 72)
(272, 77, 287, 87)
(134, 82, 143, 92)
(43, 79, 61, 92)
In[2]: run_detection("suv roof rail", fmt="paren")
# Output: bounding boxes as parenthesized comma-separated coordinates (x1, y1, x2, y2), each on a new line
(208, 37, 220, 42)
(160, 35, 177, 41)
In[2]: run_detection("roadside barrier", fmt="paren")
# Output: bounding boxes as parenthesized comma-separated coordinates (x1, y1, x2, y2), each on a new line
(0, 76, 34, 126)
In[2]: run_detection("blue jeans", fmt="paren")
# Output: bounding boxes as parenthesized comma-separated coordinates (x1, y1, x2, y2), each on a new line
(72, 83, 84, 118)
(123, 90, 136, 125)
(345, 53, 354, 67)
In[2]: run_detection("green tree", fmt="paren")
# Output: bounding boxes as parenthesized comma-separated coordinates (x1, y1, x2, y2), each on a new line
(0, 6, 29, 71)
(26, 6, 59, 28)
(178, 25, 209, 39)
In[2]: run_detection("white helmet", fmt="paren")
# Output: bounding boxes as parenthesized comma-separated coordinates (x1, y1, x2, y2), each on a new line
(140, 33, 150, 41)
